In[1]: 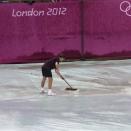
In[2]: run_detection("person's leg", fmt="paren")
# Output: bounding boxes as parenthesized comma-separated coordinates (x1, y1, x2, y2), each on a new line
(48, 77, 55, 96)
(48, 77, 53, 89)
(41, 66, 48, 93)
(41, 76, 46, 88)
(41, 77, 47, 93)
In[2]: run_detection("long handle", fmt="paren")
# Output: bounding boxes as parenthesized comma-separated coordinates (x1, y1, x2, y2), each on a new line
(63, 78, 73, 89)
(60, 74, 73, 89)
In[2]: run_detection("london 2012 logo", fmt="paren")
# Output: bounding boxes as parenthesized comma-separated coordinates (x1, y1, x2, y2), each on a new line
(120, 1, 131, 16)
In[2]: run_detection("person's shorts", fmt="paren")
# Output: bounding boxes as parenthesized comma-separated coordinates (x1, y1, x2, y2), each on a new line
(42, 67, 52, 77)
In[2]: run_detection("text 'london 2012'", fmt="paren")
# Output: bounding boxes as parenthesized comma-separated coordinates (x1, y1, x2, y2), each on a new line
(12, 8, 67, 17)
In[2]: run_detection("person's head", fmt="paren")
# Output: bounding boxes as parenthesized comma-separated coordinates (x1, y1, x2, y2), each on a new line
(58, 54, 65, 62)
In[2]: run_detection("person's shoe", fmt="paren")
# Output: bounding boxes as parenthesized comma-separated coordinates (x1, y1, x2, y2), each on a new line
(48, 91, 56, 96)
(40, 88, 47, 94)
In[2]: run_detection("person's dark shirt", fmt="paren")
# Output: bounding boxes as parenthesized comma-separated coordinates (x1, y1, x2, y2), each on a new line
(43, 57, 60, 69)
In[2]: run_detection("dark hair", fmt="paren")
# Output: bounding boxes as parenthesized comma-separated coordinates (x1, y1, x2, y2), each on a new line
(58, 53, 64, 58)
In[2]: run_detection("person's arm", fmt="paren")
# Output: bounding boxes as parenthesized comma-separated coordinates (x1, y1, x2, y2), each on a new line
(55, 62, 64, 79)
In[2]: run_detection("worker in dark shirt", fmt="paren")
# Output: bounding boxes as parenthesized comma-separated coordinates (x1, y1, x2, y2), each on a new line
(41, 55, 64, 95)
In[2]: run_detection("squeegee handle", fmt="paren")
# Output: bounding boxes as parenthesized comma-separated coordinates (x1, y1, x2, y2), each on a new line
(60, 74, 73, 89)
(63, 79, 73, 89)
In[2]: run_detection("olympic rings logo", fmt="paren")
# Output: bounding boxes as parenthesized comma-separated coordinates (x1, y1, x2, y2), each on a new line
(120, 1, 131, 16)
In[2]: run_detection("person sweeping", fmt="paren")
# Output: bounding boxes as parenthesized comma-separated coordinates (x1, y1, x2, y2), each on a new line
(41, 55, 64, 96)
